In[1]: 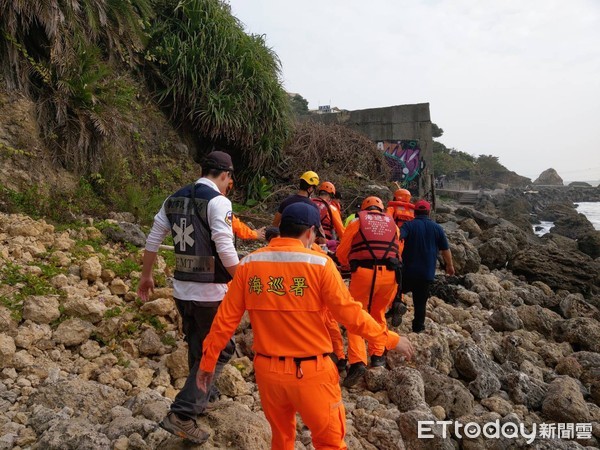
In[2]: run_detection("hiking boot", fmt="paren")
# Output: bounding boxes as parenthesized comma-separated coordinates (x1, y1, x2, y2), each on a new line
(336, 358, 348, 374)
(159, 412, 209, 444)
(343, 362, 367, 388)
(370, 354, 386, 368)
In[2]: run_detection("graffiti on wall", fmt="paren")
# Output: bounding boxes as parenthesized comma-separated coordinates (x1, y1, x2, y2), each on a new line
(377, 140, 425, 193)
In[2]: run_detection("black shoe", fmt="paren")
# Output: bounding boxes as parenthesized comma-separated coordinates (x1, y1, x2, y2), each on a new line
(388, 302, 408, 327)
(336, 358, 348, 373)
(370, 354, 386, 368)
(343, 363, 367, 388)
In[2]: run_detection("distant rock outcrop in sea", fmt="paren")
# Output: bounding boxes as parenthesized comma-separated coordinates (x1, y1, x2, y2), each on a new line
(534, 168, 564, 186)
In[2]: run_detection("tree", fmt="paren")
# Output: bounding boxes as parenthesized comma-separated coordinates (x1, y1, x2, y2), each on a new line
(472, 155, 508, 188)
(432, 122, 444, 138)
(289, 94, 309, 116)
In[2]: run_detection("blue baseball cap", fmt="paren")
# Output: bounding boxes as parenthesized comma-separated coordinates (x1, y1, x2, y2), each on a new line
(281, 202, 325, 238)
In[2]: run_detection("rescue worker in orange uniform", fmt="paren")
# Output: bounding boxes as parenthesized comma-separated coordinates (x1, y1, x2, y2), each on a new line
(386, 188, 415, 228)
(336, 196, 402, 387)
(273, 171, 320, 226)
(385, 188, 415, 326)
(311, 181, 345, 252)
(197, 202, 414, 450)
(265, 224, 347, 374)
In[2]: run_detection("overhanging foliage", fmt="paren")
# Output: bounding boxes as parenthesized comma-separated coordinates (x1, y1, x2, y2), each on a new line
(146, 0, 291, 176)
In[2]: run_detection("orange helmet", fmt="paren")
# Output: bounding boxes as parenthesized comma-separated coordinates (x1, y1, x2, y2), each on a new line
(394, 188, 412, 202)
(299, 171, 320, 186)
(318, 181, 336, 195)
(361, 196, 384, 211)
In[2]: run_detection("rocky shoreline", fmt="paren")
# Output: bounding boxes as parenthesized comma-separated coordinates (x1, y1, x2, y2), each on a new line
(1, 194, 600, 449)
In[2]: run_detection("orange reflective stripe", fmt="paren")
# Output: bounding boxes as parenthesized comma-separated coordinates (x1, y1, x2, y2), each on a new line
(241, 251, 328, 266)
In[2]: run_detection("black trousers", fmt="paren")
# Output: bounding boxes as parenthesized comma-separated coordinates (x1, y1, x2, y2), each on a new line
(401, 278, 432, 333)
(170, 299, 235, 420)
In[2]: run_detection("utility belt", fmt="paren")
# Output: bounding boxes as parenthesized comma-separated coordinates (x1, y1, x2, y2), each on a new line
(256, 353, 330, 379)
(350, 258, 403, 286)
(350, 258, 401, 272)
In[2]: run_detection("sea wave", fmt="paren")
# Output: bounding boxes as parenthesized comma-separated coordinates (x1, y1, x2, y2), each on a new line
(576, 202, 600, 231)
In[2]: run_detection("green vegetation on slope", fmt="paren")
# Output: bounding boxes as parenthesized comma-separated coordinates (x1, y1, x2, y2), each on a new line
(1, 0, 295, 223)
(1, 0, 292, 177)
(0, 0, 152, 174)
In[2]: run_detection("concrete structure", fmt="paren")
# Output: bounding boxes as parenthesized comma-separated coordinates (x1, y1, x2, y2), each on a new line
(307, 103, 433, 200)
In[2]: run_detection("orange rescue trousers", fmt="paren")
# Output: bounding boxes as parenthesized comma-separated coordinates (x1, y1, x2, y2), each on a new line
(254, 354, 347, 450)
(346, 266, 397, 365)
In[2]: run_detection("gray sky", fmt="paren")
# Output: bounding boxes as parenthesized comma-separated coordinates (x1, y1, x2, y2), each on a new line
(227, 0, 600, 182)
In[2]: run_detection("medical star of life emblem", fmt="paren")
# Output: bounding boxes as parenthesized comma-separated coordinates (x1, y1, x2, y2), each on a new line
(173, 218, 194, 251)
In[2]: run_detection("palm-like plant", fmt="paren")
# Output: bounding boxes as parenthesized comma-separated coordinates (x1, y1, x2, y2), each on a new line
(0, 0, 152, 173)
(146, 0, 291, 177)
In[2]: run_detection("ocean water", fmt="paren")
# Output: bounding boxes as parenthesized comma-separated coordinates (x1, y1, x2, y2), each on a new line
(576, 202, 600, 231)
(533, 221, 554, 236)
(533, 202, 600, 236)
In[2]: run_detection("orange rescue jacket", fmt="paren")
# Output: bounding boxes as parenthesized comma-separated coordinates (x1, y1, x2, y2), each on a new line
(200, 237, 400, 372)
(386, 200, 415, 227)
(337, 213, 402, 267)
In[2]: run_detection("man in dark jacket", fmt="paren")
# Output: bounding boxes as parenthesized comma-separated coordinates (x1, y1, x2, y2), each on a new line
(400, 199, 454, 333)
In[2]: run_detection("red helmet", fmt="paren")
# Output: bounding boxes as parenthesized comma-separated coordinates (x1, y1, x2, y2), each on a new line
(318, 181, 336, 195)
(394, 188, 412, 202)
(361, 196, 384, 211)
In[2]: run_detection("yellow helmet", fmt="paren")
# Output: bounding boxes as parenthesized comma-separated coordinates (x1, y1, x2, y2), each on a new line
(300, 171, 320, 186)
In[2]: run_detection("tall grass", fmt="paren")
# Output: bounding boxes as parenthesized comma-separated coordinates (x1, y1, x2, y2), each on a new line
(146, 0, 291, 178)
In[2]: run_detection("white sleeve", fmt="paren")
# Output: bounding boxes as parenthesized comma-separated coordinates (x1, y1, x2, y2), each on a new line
(207, 195, 239, 268)
(145, 202, 171, 252)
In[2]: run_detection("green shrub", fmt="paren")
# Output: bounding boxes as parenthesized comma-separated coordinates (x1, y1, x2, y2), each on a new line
(104, 258, 140, 279)
(104, 307, 123, 319)
(0, 260, 62, 322)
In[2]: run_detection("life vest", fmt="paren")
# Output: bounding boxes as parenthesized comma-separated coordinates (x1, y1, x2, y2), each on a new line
(348, 210, 400, 265)
(387, 200, 415, 226)
(165, 183, 232, 284)
(312, 197, 334, 240)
